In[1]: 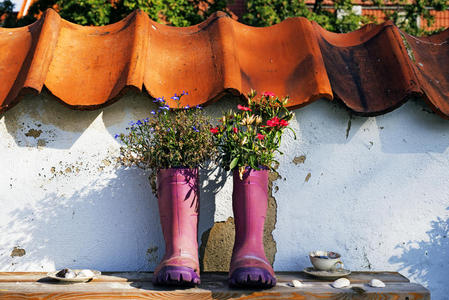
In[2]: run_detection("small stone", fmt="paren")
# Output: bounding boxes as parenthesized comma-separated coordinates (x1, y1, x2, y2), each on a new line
(369, 278, 386, 288)
(332, 278, 350, 288)
(292, 280, 303, 287)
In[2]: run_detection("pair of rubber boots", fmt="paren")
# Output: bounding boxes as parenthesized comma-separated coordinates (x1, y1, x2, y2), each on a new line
(153, 168, 276, 289)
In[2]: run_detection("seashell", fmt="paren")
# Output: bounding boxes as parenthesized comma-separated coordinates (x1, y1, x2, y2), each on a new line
(77, 269, 95, 278)
(292, 280, 303, 287)
(369, 278, 386, 288)
(331, 278, 350, 288)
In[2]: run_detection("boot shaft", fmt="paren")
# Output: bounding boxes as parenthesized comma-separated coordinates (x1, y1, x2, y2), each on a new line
(157, 168, 199, 256)
(232, 168, 268, 252)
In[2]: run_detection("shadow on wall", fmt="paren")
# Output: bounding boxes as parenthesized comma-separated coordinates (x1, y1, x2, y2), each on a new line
(295, 97, 449, 154)
(0, 90, 157, 149)
(389, 208, 449, 299)
(0, 167, 164, 271)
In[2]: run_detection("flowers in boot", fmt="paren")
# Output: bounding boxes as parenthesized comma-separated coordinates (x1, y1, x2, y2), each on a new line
(212, 90, 295, 178)
(116, 91, 217, 194)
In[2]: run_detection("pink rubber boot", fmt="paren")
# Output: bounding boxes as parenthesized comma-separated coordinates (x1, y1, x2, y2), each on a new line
(229, 168, 276, 288)
(153, 168, 200, 286)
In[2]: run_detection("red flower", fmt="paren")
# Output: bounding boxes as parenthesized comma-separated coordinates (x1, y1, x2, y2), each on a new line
(256, 133, 265, 140)
(280, 119, 289, 127)
(210, 127, 219, 134)
(237, 104, 252, 112)
(266, 116, 280, 127)
(233, 127, 238, 133)
(262, 91, 275, 97)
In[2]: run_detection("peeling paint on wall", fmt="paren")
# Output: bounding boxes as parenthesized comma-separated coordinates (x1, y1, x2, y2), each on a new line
(10, 247, 25, 257)
(292, 155, 306, 165)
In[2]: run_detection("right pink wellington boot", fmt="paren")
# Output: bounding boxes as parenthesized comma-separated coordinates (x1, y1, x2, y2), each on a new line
(229, 168, 276, 289)
(152, 168, 201, 286)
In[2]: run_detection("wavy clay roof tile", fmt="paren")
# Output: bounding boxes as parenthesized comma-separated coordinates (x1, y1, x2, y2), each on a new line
(0, 9, 448, 118)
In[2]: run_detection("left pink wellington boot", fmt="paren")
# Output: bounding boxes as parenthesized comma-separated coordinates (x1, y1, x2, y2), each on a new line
(152, 168, 201, 286)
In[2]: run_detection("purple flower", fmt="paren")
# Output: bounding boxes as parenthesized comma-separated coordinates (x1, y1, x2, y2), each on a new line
(171, 96, 179, 101)
(144, 118, 149, 122)
(195, 105, 202, 109)
(192, 126, 199, 132)
(151, 111, 156, 115)
(129, 121, 135, 126)
(182, 90, 189, 96)
(136, 120, 142, 125)
(184, 105, 190, 109)
(153, 97, 165, 103)
(114, 134, 119, 139)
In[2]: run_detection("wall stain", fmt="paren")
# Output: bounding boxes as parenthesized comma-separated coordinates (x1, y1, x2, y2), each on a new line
(345, 113, 353, 139)
(293, 155, 306, 165)
(305, 173, 311, 182)
(199, 170, 279, 271)
(146, 246, 159, 264)
(10, 247, 26, 257)
(25, 129, 42, 138)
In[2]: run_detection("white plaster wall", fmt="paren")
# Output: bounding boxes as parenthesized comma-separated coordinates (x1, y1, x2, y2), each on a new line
(0, 93, 448, 298)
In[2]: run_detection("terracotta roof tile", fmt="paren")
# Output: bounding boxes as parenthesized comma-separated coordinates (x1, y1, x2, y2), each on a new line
(1, 9, 449, 118)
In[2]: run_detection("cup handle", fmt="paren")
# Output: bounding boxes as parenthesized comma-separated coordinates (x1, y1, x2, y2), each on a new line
(331, 261, 344, 271)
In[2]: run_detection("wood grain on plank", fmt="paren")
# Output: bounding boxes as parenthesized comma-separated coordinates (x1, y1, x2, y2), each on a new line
(0, 272, 429, 300)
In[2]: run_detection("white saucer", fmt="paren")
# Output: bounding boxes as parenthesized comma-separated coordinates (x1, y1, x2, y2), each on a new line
(47, 270, 101, 283)
(303, 267, 351, 279)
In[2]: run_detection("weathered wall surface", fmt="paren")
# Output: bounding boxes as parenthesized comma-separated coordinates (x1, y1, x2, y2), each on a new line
(0, 93, 448, 298)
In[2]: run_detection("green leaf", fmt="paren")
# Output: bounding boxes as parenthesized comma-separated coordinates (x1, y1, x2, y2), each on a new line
(230, 157, 239, 170)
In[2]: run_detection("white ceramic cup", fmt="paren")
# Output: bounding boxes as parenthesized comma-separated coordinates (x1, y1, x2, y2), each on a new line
(309, 251, 344, 271)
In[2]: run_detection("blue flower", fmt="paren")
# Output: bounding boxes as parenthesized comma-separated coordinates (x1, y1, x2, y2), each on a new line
(144, 117, 150, 122)
(171, 96, 179, 101)
(184, 105, 190, 109)
(129, 121, 135, 126)
(192, 126, 199, 132)
(181, 90, 189, 96)
(114, 134, 119, 139)
(151, 110, 156, 115)
(195, 105, 202, 109)
(136, 120, 142, 125)
(159, 105, 170, 111)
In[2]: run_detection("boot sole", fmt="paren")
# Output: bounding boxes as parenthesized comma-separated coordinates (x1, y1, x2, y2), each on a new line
(153, 266, 200, 287)
(229, 267, 276, 289)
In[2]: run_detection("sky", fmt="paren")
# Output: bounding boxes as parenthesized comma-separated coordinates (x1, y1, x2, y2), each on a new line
(12, 0, 24, 11)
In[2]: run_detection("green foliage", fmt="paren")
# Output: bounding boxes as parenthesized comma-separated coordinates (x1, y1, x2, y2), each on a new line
(6, 0, 229, 27)
(117, 92, 217, 194)
(242, 0, 373, 33)
(212, 90, 295, 178)
(373, 0, 448, 36)
(242, 0, 448, 35)
(0, 0, 17, 27)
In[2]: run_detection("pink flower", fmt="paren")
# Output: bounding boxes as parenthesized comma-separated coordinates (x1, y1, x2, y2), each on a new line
(256, 133, 265, 140)
(262, 91, 275, 97)
(280, 119, 289, 127)
(233, 127, 238, 133)
(210, 127, 219, 134)
(266, 116, 280, 127)
(237, 104, 252, 112)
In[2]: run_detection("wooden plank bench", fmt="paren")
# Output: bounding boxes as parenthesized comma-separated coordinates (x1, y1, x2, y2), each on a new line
(0, 271, 429, 299)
